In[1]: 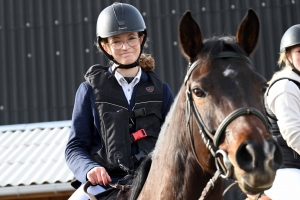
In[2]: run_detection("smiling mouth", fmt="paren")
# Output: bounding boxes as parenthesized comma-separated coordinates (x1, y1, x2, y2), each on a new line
(121, 51, 133, 55)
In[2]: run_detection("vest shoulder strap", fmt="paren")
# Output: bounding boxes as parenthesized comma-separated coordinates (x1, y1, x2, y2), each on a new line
(85, 64, 109, 78)
(266, 77, 300, 96)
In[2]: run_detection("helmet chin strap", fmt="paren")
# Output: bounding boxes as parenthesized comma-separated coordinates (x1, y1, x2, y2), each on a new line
(112, 59, 139, 69)
(110, 60, 139, 78)
(285, 52, 300, 76)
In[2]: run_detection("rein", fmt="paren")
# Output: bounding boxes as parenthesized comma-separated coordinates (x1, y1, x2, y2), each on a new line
(184, 51, 268, 200)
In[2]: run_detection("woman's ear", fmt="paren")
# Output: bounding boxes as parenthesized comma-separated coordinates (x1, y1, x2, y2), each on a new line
(101, 42, 112, 55)
(140, 34, 145, 44)
(285, 51, 292, 62)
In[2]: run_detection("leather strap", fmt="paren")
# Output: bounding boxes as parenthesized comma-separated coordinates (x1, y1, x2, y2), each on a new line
(83, 181, 98, 200)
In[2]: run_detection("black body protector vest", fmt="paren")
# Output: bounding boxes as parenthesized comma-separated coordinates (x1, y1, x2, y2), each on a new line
(265, 77, 300, 169)
(85, 65, 163, 176)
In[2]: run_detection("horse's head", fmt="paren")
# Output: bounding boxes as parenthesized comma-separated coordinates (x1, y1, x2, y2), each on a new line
(178, 9, 282, 195)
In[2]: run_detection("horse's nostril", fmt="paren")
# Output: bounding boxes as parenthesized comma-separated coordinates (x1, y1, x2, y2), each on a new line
(236, 143, 256, 172)
(236, 140, 283, 172)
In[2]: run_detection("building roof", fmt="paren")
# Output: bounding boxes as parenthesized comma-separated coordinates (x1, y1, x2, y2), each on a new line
(0, 121, 75, 196)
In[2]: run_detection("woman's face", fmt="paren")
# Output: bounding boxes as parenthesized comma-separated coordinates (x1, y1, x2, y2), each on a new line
(290, 45, 300, 70)
(102, 32, 143, 65)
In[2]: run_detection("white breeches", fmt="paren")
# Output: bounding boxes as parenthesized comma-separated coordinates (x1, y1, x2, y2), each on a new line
(264, 168, 300, 200)
(68, 183, 106, 200)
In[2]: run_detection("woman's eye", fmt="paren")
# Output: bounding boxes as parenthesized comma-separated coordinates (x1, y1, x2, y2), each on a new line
(112, 41, 121, 45)
(192, 88, 206, 97)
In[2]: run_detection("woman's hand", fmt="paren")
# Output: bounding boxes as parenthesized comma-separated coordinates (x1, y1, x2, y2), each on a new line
(87, 166, 112, 186)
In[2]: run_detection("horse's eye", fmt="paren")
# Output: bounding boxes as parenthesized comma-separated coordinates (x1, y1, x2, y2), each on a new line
(192, 88, 206, 97)
(261, 84, 268, 94)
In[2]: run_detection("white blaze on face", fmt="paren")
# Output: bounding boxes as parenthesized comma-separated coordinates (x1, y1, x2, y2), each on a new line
(263, 138, 276, 173)
(223, 66, 237, 78)
(257, 126, 263, 135)
(264, 139, 275, 159)
(256, 125, 275, 161)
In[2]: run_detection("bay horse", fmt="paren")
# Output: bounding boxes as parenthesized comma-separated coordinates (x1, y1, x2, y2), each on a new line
(127, 9, 283, 200)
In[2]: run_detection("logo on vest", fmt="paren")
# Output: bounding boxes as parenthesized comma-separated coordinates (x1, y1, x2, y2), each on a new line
(146, 86, 154, 92)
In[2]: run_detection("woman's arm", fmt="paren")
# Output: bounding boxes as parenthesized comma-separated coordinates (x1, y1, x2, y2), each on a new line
(65, 82, 101, 183)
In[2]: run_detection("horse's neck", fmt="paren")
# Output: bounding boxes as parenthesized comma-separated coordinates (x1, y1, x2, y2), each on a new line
(141, 127, 223, 199)
(139, 93, 223, 199)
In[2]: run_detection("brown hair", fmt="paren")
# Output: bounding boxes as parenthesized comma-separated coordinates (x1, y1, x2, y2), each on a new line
(95, 32, 155, 71)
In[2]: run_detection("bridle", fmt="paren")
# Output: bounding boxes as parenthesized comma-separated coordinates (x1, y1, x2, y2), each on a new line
(184, 51, 269, 200)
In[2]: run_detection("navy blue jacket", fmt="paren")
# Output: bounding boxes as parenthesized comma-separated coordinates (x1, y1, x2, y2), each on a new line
(65, 69, 174, 184)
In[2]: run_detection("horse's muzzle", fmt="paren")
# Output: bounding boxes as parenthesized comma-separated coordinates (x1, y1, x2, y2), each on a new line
(234, 138, 283, 193)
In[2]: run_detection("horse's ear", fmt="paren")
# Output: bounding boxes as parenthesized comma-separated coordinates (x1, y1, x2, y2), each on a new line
(178, 11, 203, 62)
(236, 9, 260, 56)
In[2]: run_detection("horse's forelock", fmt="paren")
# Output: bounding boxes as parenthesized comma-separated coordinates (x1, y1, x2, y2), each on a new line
(201, 36, 247, 58)
(189, 36, 247, 74)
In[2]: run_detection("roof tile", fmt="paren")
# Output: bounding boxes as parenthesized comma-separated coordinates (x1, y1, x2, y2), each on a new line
(0, 121, 74, 187)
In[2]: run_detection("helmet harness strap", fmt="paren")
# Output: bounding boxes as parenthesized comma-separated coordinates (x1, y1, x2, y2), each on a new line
(285, 52, 300, 76)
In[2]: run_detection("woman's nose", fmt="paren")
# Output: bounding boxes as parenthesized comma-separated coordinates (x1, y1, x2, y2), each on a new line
(121, 41, 130, 49)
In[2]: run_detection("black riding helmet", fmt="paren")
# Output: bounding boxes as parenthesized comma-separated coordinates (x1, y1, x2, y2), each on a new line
(96, 2, 147, 69)
(279, 24, 300, 75)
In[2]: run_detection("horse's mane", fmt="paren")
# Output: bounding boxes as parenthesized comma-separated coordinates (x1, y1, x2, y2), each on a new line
(127, 152, 153, 200)
(127, 93, 181, 200)
(127, 35, 249, 200)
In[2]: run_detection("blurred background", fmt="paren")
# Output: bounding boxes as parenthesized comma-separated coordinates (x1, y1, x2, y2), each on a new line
(1, 1, 300, 199)
(0, 0, 299, 125)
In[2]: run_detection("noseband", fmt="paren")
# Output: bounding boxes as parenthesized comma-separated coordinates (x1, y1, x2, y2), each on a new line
(184, 51, 269, 200)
